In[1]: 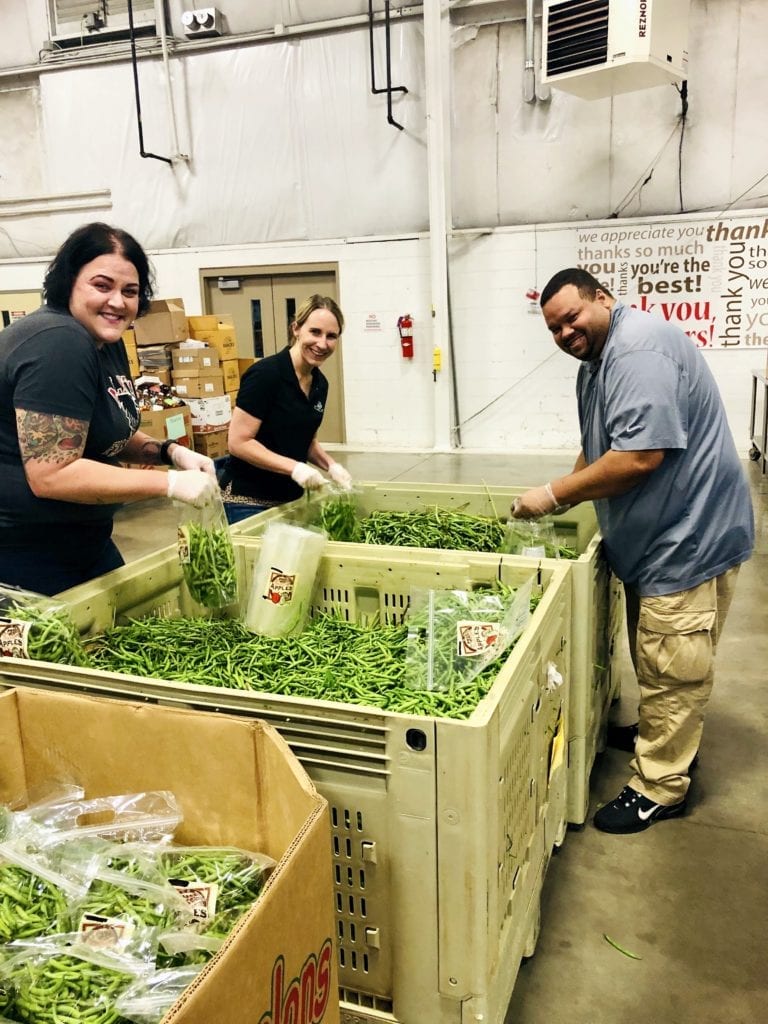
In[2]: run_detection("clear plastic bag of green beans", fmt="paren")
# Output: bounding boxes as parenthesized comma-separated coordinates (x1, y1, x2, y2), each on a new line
(405, 577, 534, 692)
(0, 931, 156, 1024)
(152, 845, 276, 943)
(0, 842, 87, 943)
(500, 519, 561, 558)
(176, 493, 238, 609)
(0, 585, 91, 667)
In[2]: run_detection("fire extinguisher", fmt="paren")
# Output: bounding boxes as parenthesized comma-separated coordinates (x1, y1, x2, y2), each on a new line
(397, 314, 414, 359)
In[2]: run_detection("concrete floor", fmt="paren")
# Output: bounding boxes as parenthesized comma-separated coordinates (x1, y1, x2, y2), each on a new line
(113, 449, 768, 1024)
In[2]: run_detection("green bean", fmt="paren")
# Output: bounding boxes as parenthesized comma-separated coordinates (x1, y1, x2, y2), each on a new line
(3, 603, 92, 667)
(179, 522, 237, 608)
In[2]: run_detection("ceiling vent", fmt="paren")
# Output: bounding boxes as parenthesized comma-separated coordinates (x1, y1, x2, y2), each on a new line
(541, 0, 689, 99)
(48, 1, 156, 49)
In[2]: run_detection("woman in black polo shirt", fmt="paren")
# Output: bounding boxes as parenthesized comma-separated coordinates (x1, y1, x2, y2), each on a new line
(224, 294, 352, 523)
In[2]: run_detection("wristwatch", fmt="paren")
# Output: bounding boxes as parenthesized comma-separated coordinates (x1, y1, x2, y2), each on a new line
(159, 438, 177, 466)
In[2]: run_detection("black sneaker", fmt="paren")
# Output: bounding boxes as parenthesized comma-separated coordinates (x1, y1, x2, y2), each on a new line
(593, 785, 687, 834)
(605, 723, 699, 771)
(606, 722, 639, 752)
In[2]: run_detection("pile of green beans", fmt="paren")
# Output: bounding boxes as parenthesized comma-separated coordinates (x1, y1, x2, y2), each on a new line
(157, 849, 269, 940)
(4, 603, 92, 667)
(0, 864, 68, 942)
(359, 506, 507, 552)
(312, 499, 580, 558)
(11, 953, 133, 1024)
(180, 522, 238, 608)
(87, 599, 537, 719)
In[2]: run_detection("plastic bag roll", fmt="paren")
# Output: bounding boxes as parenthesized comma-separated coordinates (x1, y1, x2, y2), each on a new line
(244, 523, 326, 636)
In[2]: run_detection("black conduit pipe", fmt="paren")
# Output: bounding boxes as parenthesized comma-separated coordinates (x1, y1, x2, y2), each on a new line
(368, 0, 408, 130)
(127, 0, 172, 165)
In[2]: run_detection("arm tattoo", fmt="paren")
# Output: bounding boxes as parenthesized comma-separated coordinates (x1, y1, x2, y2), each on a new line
(16, 409, 88, 466)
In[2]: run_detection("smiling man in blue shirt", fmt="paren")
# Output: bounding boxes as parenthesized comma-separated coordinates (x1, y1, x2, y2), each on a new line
(512, 268, 754, 835)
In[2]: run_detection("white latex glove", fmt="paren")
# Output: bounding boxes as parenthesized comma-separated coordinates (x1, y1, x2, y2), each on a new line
(327, 462, 353, 491)
(290, 462, 327, 491)
(511, 483, 561, 520)
(167, 469, 219, 508)
(169, 444, 216, 478)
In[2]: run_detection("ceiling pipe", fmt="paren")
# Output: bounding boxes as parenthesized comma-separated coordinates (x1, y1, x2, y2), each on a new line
(155, 0, 187, 162)
(127, 0, 172, 165)
(523, 0, 536, 102)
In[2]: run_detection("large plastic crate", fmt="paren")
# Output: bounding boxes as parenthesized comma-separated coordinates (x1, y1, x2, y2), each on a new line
(232, 480, 616, 826)
(0, 541, 570, 1024)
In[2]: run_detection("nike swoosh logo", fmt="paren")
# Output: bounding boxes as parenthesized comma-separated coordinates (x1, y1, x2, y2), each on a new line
(637, 803, 659, 821)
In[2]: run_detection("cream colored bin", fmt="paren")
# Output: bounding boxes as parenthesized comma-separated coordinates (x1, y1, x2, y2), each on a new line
(232, 480, 621, 826)
(1, 541, 569, 1024)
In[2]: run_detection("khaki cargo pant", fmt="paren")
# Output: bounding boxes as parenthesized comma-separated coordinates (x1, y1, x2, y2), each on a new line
(624, 566, 740, 805)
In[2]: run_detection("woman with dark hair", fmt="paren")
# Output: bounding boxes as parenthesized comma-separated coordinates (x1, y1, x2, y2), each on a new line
(224, 294, 353, 523)
(0, 222, 218, 595)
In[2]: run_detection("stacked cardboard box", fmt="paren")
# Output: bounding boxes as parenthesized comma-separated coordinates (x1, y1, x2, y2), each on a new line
(171, 345, 226, 399)
(187, 315, 241, 403)
(134, 299, 189, 346)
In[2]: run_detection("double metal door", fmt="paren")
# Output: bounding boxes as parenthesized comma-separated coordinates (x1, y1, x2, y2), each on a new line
(202, 267, 344, 443)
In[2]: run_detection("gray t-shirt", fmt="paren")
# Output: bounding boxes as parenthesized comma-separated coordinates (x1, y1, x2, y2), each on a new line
(577, 302, 754, 595)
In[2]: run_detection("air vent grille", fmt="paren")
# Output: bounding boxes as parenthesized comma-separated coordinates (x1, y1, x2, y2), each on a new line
(545, 0, 609, 77)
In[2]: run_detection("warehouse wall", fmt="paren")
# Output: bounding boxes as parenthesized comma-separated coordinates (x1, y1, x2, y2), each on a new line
(0, 2, 765, 454)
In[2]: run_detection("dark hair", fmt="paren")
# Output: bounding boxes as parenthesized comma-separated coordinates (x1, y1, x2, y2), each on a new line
(43, 222, 154, 316)
(289, 294, 344, 345)
(540, 268, 614, 308)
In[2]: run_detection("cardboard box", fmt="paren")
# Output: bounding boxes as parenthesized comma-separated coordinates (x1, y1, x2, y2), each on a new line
(122, 329, 139, 378)
(172, 347, 221, 375)
(221, 358, 240, 392)
(134, 299, 189, 346)
(184, 394, 233, 432)
(173, 372, 226, 399)
(193, 427, 229, 460)
(188, 315, 237, 360)
(238, 357, 256, 376)
(0, 688, 339, 1024)
(140, 405, 194, 449)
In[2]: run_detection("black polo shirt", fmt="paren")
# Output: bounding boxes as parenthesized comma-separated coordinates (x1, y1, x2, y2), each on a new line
(228, 346, 328, 502)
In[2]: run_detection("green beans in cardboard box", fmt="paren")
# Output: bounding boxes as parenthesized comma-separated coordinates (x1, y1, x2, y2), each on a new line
(0, 934, 154, 1024)
(0, 843, 85, 943)
(156, 846, 276, 942)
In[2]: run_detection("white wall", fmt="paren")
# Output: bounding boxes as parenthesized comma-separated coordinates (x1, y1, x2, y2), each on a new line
(2, 208, 763, 456)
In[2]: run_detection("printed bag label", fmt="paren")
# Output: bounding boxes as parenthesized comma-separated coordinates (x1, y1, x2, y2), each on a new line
(263, 568, 296, 606)
(456, 620, 500, 658)
(0, 618, 31, 658)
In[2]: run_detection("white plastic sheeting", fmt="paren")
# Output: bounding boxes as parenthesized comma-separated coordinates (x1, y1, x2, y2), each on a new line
(0, 21, 427, 257)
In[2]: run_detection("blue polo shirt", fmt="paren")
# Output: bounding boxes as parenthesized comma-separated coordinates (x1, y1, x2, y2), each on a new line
(577, 303, 754, 595)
